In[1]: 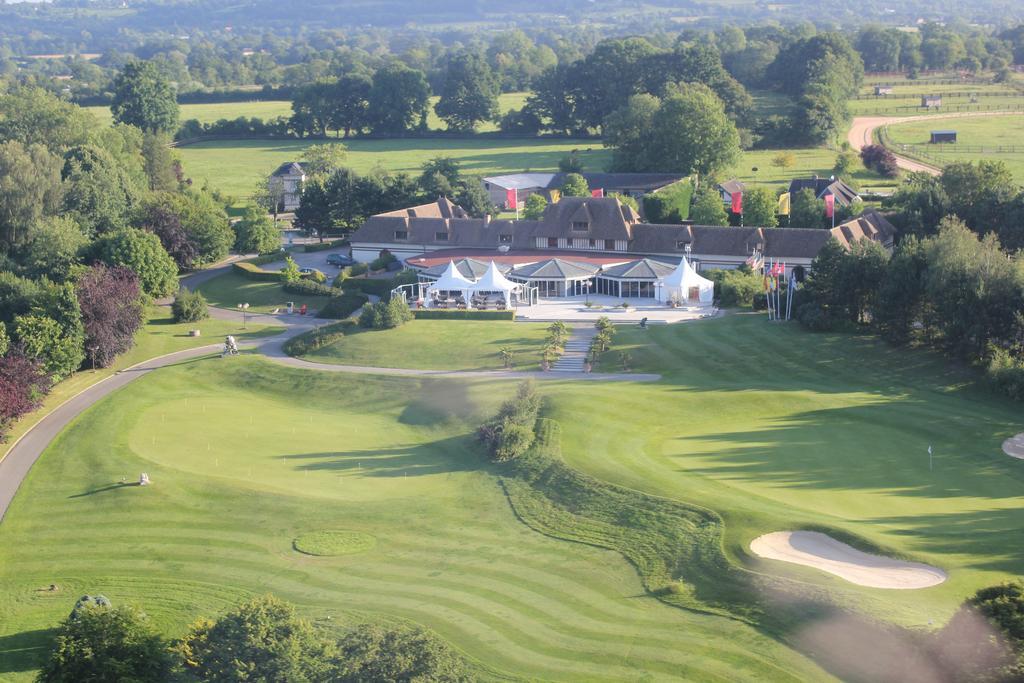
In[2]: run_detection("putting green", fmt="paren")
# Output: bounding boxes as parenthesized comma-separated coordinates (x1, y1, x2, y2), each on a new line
(0, 357, 829, 681)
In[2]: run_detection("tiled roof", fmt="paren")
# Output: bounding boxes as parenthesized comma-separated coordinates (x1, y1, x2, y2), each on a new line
(510, 258, 600, 279)
(830, 210, 896, 249)
(718, 179, 745, 195)
(420, 258, 512, 279)
(272, 162, 304, 177)
(482, 172, 684, 192)
(531, 196, 635, 240)
(788, 177, 860, 206)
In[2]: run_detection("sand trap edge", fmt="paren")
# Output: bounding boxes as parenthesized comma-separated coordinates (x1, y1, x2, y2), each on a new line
(750, 531, 946, 590)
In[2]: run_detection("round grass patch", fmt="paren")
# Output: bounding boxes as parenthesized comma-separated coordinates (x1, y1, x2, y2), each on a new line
(293, 530, 377, 557)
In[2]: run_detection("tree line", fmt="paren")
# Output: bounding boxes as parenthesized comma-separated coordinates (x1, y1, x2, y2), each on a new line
(0, 84, 276, 442)
(796, 160, 1024, 400)
(36, 592, 472, 682)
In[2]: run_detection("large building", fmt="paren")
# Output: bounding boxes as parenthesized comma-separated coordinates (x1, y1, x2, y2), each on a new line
(269, 162, 306, 211)
(349, 196, 896, 298)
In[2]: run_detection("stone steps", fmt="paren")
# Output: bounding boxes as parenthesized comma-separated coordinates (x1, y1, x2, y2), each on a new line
(550, 324, 598, 373)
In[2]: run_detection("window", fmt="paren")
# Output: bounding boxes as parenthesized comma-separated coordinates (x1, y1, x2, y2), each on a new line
(435, 232, 449, 241)
(394, 230, 408, 240)
(499, 234, 513, 243)
(588, 239, 597, 248)
(547, 237, 558, 248)
(485, 182, 491, 189)
(571, 221, 589, 232)
(605, 239, 616, 251)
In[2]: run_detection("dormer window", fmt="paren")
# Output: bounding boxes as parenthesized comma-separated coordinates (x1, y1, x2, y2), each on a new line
(498, 234, 513, 243)
(394, 230, 408, 240)
(675, 240, 689, 250)
(434, 232, 449, 241)
(571, 221, 589, 232)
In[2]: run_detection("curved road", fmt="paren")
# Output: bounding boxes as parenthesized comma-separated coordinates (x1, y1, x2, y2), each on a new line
(0, 298, 658, 522)
(847, 111, 1024, 175)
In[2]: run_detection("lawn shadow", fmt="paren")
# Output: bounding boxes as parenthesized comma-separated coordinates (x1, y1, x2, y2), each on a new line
(0, 628, 56, 674)
(68, 482, 137, 499)
(276, 435, 479, 478)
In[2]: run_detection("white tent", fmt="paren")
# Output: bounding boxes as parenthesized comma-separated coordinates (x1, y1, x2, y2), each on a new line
(428, 260, 474, 304)
(656, 257, 715, 304)
(468, 261, 519, 306)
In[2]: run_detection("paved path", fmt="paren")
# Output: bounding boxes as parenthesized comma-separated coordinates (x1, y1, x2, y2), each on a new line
(847, 112, 1023, 175)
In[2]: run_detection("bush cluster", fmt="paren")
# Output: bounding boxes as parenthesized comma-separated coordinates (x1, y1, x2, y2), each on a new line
(368, 251, 397, 271)
(478, 381, 542, 462)
(706, 268, 763, 308)
(171, 288, 209, 323)
(343, 270, 416, 298)
(860, 144, 900, 178)
(283, 321, 355, 356)
(302, 239, 349, 253)
(283, 279, 340, 297)
(358, 296, 414, 330)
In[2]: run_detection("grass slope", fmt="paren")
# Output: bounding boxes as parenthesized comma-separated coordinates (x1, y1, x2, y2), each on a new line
(0, 359, 829, 682)
(195, 271, 330, 314)
(549, 315, 1024, 626)
(298, 320, 550, 371)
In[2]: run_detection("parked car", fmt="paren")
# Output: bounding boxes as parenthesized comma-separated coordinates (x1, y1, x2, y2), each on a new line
(326, 253, 355, 267)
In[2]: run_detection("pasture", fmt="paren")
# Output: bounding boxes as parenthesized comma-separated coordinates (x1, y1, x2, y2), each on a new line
(883, 114, 1024, 181)
(850, 76, 1024, 117)
(178, 137, 610, 198)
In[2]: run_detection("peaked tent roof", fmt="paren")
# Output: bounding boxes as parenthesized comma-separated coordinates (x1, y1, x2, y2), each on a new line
(420, 258, 511, 279)
(431, 260, 475, 290)
(659, 257, 712, 289)
(601, 258, 676, 280)
(470, 261, 519, 292)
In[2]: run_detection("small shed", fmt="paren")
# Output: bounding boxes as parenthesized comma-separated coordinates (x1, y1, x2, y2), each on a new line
(921, 95, 942, 108)
(930, 130, 957, 144)
(874, 85, 894, 96)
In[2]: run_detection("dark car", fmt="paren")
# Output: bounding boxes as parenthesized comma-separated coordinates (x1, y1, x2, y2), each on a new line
(326, 253, 355, 267)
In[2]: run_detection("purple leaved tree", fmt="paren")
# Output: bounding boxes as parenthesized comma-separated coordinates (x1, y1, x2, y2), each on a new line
(76, 264, 145, 369)
(0, 351, 51, 440)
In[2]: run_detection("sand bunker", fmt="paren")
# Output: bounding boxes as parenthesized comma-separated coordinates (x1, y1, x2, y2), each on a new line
(750, 531, 946, 589)
(1003, 433, 1024, 460)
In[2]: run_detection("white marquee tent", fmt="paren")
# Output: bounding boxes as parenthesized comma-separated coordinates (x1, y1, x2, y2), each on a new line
(468, 261, 520, 306)
(656, 257, 715, 304)
(428, 260, 474, 303)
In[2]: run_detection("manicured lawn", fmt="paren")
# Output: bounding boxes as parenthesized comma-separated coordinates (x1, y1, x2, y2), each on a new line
(178, 136, 609, 199)
(0, 305, 282, 462)
(0, 359, 829, 682)
(884, 114, 1024, 181)
(195, 271, 329, 314)
(548, 314, 1024, 626)
(299, 320, 550, 371)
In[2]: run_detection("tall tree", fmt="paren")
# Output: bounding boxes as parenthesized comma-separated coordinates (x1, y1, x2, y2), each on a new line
(366, 63, 430, 135)
(0, 351, 51, 439)
(739, 187, 778, 227)
(328, 74, 371, 138)
(141, 131, 179, 192)
(0, 87, 95, 153)
(91, 228, 178, 298)
(789, 188, 826, 229)
(561, 173, 590, 197)
(0, 141, 64, 249)
(300, 143, 348, 179)
(19, 216, 87, 282)
(233, 205, 280, 254)
(434, 51, 500, 132)
(76, 264, 145, 369)
(111, 60, 180, 133)
(61, 144, 142, 238)
(649, 84, 740, 178)
(689, 188, 729, 225)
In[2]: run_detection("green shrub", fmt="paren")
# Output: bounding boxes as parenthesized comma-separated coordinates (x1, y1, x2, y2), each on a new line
(343, 270, 416, 298)
(413, 309, 515, 321)
(233, 261, 283, 282)
(478, 381, 541, 462)
(988, 348, 1024, 401)
(302, 269, 327, 284)
(318, 291, 368, 320)
(643, 179, 693, 223)
(171, 287, 209, 323)
(282, 279, 340, 297)
(358, 297, 413, 329)
(247, 251, 285, 266)
(283, 321, 356, 356)
(349, 262, 369, 277)
(707, 268, 763, 308)
(369, 250, 397, 271)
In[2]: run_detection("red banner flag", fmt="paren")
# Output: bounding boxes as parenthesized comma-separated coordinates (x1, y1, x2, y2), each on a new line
(506, 188, 518, 210)
(591, 188, 604, 198)
(731, 191, 743, 214)
(824, 193, 835, 218)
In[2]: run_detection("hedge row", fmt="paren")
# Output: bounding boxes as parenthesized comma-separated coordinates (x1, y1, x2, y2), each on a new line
(233, 261, 283, 281)
(282, 320, 356, 356)
(342, 270, 417, 297)
(247, 251, 286, 266)
(303, 239, 349, 253)
(283, 279, 342, 297)
(413, 309, 516, 321)
(319, 291, 369, 319)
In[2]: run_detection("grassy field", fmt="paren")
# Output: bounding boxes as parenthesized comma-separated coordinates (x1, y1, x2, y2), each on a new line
(298, 320, 550, 371)
(86, 92, 528, 132)
(0, 358, 831, 682)
(195, 271, 333, 314)
(850, 75, 1024, 117)
(0, 305, 281, 462)
(883, 114, 1024, 181)
(179, 137, 609, 199)
(553, 315, 1024, 626)
(726, 148, 899, 193)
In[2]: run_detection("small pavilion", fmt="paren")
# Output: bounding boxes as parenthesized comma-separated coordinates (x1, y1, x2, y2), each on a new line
(656, 258, 715, 305)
